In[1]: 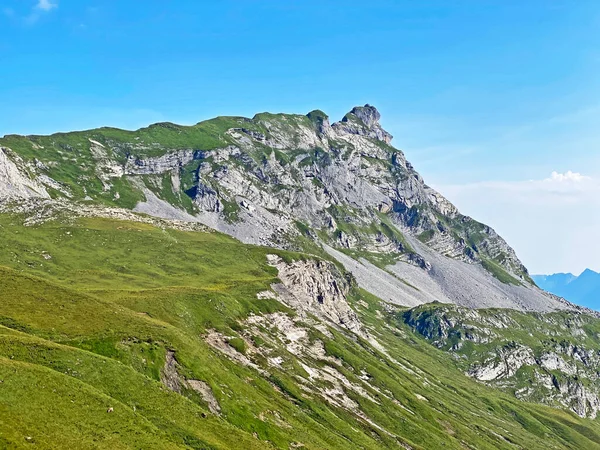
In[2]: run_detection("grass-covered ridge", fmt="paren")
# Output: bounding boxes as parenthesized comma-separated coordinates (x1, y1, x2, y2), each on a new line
(0, 115, 269, 209)
(0, 213, 600, 448)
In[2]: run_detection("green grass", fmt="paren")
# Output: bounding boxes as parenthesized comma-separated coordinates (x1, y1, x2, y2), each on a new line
(221, 198, 241, 223)
(0, 115, 268, 211)
(416, 229, 435, 243)
(227, 337, 247, 355)
(481, 258, 522, 285)
(1, 213, 600, 449)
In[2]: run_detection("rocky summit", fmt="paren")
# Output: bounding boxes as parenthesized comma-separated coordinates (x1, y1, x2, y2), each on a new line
(2, 106, 600, 449)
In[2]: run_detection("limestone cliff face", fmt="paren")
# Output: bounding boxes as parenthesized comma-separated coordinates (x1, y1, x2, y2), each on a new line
(124, 106, 528, 281)
(0, 148, 50, 200)
(267, 254, 362, 334)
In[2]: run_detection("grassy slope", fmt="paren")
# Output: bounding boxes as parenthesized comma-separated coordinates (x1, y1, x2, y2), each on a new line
(1, 215, 600, 449)
(0, 117, 267, 209)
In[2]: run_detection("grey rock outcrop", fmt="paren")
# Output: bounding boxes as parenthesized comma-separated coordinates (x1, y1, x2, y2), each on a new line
(403, 304, 600, 418)
(0, 148, 50, 200)
(190, 182, 222, 212)
(124, 150, 202, 175)
(332, 104, 393, 144)
(469, 344, 537, 381)
(267, 254, 363, 334)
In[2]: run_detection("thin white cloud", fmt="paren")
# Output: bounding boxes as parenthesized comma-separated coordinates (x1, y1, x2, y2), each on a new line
(36, 0, 57, 11)
(439, 171, 598, 200)
(545, 170, 589, 183)
(434, 172, 600, 274)
(20, 0, 57, 24)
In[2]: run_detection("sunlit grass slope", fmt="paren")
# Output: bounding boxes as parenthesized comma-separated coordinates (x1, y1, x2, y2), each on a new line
(0, 214, 599, 449)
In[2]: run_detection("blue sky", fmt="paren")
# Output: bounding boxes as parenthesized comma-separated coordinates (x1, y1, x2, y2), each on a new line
(2, 0, 600, 274)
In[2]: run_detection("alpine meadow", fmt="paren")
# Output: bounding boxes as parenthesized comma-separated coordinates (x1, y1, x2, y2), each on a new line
(1, 105, 600, 449)
(2, 1, 600, 448)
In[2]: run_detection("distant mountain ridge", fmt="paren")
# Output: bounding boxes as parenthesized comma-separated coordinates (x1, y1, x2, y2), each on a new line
(534, 269, 600, 310)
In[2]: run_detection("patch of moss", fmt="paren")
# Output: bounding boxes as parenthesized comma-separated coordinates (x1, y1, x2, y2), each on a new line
(227, 337, 247, 355)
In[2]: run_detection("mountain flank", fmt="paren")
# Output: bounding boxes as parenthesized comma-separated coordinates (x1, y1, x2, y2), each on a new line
(2, 105, 600, 448)
(0, 105, 573, 312)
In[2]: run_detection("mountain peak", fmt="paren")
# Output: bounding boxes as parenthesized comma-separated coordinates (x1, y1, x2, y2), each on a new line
(0, 105, 556, 312)
(306, 109, 331, 135)
(534, 269, 600, 310)
(346, 104, 382, 128)
(334, 104, 393, 144)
